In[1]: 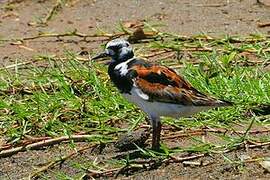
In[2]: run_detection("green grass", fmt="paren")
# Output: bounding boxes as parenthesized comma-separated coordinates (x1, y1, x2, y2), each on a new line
(1, 28, 270, 178)
(0, 54, 139, 144)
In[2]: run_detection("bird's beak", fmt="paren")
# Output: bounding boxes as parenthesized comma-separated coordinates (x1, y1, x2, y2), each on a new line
(91, 51, 109, 60)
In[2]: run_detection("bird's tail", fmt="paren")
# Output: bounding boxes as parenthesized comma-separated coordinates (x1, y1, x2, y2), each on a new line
(215, 99, 233, 107)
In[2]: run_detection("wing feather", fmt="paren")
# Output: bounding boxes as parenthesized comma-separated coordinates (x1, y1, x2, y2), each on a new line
(130, 64, 230, 106)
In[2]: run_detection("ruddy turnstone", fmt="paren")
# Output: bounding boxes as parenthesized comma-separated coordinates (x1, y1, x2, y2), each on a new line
(92, 38, 232, 150)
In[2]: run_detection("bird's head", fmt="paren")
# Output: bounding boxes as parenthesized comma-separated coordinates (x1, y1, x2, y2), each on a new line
(92, 39, 134, 64)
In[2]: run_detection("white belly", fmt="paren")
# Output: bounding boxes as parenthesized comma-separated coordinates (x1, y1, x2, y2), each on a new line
(122, 88, 211, 119)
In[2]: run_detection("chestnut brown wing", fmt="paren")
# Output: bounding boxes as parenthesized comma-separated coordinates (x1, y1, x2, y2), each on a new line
(131, 65, 228, 106)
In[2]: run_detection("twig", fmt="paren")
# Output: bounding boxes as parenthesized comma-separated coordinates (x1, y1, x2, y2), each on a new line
(209, 126, 270, 135)
(0, 55, 90, 71)
(248, 141, 270, 149)
(194, 4, 228, 7)
(0, 29, 127, 43)
(1, 28, 269, 46)
(0, 136, 51, 151)
(140, 50, 172, 58)
(161, 127, 270, 141)
(18, 45, 35, 51)
(0, 60, 38, 70)
(86, 167, 123, 178)
(165, 153, 206, 163)
(22, 30, 119, 41)
(29, 144, 94, 179)
(0, 135, 108, 158)
(258, 22, 270, 28)
(162, 131, 206, 140)
(214, 140, 270, 154)
(169, 33, 270, 43)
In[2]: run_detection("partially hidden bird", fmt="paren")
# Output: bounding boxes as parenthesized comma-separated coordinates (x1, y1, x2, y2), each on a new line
(92, 38, 232, 150)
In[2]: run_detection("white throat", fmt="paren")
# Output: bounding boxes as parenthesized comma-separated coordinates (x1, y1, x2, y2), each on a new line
(114, 58, 134, 76)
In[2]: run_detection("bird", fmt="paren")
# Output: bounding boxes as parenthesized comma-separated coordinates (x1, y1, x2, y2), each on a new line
(92, 38, 232, 150)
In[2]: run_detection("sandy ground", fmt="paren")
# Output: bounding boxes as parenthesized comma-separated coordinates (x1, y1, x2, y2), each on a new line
(1, 0, 270, 65)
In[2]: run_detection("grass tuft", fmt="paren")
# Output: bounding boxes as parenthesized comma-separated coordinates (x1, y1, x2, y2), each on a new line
(1, 27, 270, 178)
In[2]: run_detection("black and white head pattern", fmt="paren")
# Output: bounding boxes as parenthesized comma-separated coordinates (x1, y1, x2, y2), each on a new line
(105, 39, 134, 62)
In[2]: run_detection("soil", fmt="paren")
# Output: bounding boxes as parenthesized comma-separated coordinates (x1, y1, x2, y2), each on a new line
(1, 0, 270, 66)
(1, 129, 270, 179)
(1, 0, 270, 179)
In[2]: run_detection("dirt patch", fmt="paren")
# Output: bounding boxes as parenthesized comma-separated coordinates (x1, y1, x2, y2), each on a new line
(1, 0, 270, 65)
(1, 131, 270, 179)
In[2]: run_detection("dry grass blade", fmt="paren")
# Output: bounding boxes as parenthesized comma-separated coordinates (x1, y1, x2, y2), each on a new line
(0, 60, 38, 70)
(165, 154, 206, 163)
(0, 135, 104, 158)
(0, 29, 127, 43)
